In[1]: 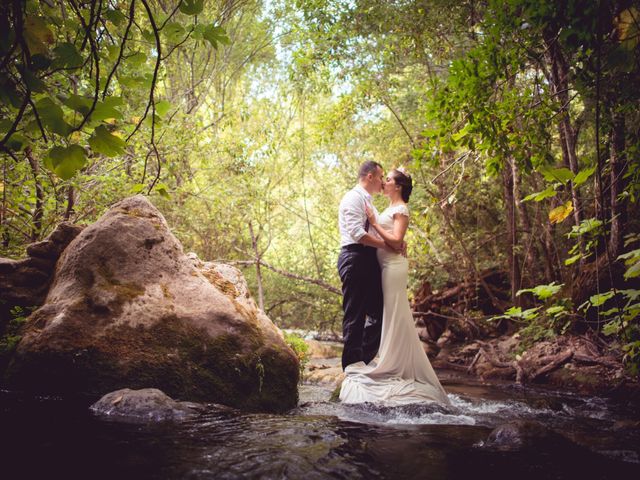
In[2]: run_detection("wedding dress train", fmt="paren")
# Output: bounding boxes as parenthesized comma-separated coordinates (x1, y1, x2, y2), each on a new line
(339, 204, 450, 406)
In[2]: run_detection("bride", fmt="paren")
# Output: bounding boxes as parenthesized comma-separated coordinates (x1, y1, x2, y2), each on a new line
(339, 168, 450, 406)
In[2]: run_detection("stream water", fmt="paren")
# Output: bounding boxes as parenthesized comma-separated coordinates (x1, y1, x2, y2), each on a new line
(1, 369, 639, 479)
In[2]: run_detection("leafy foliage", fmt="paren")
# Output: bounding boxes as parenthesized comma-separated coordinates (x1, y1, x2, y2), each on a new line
(283, 331, 309, 381)
(0, 0, 638, 375)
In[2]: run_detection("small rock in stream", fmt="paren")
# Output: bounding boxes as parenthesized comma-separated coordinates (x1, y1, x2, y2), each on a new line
(483, 420, 579, 451)
(90, 388, 203, 422)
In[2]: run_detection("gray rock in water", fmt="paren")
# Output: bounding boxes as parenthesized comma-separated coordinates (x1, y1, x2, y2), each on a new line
(90, 388, 202, 422)
(4, 195, 299, 412)
(484, 420, 575, 451)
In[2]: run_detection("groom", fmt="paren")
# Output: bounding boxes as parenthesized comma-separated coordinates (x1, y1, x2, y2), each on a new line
(337, 160, 387, 370)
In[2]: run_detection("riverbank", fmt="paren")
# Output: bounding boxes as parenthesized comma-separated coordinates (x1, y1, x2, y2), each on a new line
(300, 334, 640, 409)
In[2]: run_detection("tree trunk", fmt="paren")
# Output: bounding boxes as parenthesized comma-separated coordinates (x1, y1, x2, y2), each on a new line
(595, 140, 611, 224)
(249, 221, 264, 311)
(503, 158, 521, 304)
(609, 110, 627, 259)
(542, 30, 585, 262)
(512, 158, 540, 287)
(64, 186, 75, 220)
(25, 147, 43, 242)
(1, 155, 8, 248)
(530, 175, 559, 283)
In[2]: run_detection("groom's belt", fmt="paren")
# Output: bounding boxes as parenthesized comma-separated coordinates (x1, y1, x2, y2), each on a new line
(341, 243, 373, 253)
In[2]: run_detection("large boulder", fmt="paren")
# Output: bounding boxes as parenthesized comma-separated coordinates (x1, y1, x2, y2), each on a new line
(3, 195, 299, 412)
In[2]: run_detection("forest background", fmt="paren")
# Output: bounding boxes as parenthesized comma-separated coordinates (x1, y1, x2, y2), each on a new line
(1, 1, 639, 371)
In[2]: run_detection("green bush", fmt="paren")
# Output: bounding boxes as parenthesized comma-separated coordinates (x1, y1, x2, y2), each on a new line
(283, 331, 310, 381)
(0, 306, 31, 372)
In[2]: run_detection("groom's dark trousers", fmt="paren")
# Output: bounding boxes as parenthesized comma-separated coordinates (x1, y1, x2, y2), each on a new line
(338, 244, 383, 370)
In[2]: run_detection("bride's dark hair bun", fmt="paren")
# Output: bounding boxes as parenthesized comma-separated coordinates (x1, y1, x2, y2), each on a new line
(392, 168, 412, 202)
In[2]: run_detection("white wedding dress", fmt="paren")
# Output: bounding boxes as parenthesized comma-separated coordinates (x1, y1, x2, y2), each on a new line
(340, 204, 450, 406)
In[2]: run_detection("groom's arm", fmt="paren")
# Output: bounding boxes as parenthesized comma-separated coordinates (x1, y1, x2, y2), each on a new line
(359, 233, 405, 254)
(358, 232, 386, 249)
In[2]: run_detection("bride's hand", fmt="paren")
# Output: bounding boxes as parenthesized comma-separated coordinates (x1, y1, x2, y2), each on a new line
(365, 205, 376, 225)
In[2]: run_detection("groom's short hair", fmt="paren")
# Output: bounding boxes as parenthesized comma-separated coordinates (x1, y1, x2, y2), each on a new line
(358, 161, 382, 179)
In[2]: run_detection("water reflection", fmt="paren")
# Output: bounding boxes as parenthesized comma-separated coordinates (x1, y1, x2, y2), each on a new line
(1, 379, 639, 479)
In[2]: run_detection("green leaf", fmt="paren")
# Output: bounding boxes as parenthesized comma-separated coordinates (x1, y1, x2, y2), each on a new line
(6, 133, 26, 151)
(143, 114, 163, 129)
(589, 291, 615, 307)
(624, 261, 640, 280)
(192, 24, 206, 40)
(163, 22, 186, 44)
(142, 30, 156, 43)
(21, 68, 47, 93)
(155, 100, 171, 117)
(569, 218, 603, 237)
(617, 249, 640, 280)
(564, 253, 582, 266)
(624, 233, 640, 247)
(91, 99, 123, 121)
(30, 54, 51, 71)
(523, 186, 557, 202)
(538, 166, 574, 184)
(127, 52, 147, 66)
(62, 94, 93, 115)
(602, 319, 621, 336)
(619, 289, 640, 302)
(105, 9, 126, 26)
(154, 183, 171, 199)
(47, 144, 87, 179)
(546, 305, 567, 316)
(88, 126, 125, 157)
(36, 97, 72, 136)
(203, 25, 231, 49)
(499, 306, 540, 321)
(0, 76, 22, 107)
(517, 282, 563, 300)
(117, 75, 142, 88)
(451, 123, 471, 142)
(573, 166, 596, 187)
(24, 16, 54, 55)
(617, 249, 640, 262)
(0, 119, 13, 133)
(130, 183, 145, 194)
(179, 0, 204, 15)
(52, 42, 83, 69)
(105, 45, 120, 62)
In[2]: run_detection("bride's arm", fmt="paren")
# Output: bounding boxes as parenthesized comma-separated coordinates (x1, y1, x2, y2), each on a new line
(366, 207, 408, 250)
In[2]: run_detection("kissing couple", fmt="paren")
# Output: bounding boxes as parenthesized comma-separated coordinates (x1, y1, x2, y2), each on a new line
(337, 160, 450, 406)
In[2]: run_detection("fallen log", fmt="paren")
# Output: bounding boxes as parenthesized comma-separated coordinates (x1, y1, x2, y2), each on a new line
(530, 349, 574, 381)
(573, 353, 620, 369)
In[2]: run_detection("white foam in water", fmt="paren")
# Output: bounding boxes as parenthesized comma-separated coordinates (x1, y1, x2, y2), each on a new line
(447, 394, 554, 418)
(298, 387, 583, 428)
(600, 450, 640, 464)
(382, 411, 477, 425)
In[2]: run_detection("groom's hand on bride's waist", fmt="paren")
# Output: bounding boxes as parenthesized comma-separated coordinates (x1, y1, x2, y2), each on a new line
(384, 240, 406, 256)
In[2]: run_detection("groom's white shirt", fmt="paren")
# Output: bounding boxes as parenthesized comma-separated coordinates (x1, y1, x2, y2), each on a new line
(339, 184, 380, 247)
